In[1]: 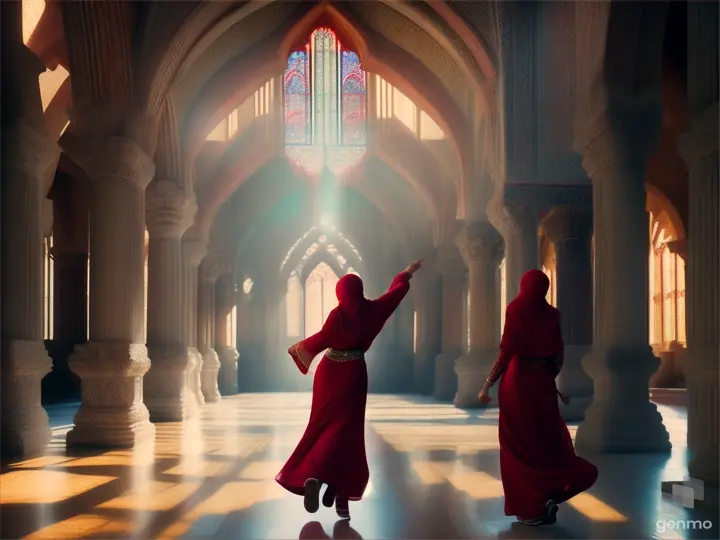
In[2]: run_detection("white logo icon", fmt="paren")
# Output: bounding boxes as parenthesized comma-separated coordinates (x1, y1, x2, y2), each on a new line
(672, 477, 705, 508)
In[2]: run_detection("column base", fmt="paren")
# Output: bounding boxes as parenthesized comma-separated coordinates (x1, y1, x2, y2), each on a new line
(558, 344, 594, 422)
(575, 345, 671, 453)
(0, 340, 52, 459)
(144, 345, 198, 422)
(433, 351, 459, 402)
(217, 347, 239, 395)
(66, 342, 155, 449)
(453, 351, 496, 409)
(200, 348, 221, 402)
(189, 347, 205, 407)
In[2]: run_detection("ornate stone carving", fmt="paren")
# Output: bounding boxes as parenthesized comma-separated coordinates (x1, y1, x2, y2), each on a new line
(144, 345, 198, 421)
(217, 347, 239, 395)
(541, 206, 593, 244)
(201, 349, 222, 402)
(2, 122, 60, 181)
(677, 102, 719, 167)
(455, 221, 504, 267)
(182, 236, 208, 268)
(0, 340, 52, 458)
(146, 180, 197, 239)
(200, 255, 222, 283)
(59, 133, 155, 189)
(501, 204, 539, 236)
(66, 342, 155, 448)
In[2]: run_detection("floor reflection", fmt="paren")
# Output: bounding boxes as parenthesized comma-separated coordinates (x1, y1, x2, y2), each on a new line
(0, 394, 716, 539)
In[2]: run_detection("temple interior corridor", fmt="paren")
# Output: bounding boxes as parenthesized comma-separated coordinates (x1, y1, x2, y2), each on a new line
(0, 394, 716, 540)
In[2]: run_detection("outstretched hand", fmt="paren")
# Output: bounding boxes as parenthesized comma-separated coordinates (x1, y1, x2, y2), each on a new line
(405, 259, 423, 275)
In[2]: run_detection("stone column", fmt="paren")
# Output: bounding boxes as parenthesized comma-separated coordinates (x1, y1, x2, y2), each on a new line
(500, 205, 540, 301)
(182, 235, 206, 407)
(664, 1, 719, 506)
(574, 124, 670, 452)
(198, 256, 221, 402)
(433, 244, 466, 401)
(454, 222, 504, 408)
(412, 264, 442, 395)
(215, 273, 239, 395)
(60, 130, 156, 448)
(541, 206, 594, 421)
(1, 90, 60, 456)
(143, 180, 198, 421)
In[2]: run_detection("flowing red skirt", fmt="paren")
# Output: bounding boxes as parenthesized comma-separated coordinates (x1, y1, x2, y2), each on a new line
(276, 355, 369, 501)
(498, 357, 598, 520)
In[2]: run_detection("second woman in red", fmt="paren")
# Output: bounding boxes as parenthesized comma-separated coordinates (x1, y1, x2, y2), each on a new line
(276, 260, 423, 519)
(478, 269, 598, 526)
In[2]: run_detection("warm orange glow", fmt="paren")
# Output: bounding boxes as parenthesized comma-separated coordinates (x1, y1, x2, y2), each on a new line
(0, 470, 115, 504)
(26, 515, 133, 540)
(567, 493, 628, 522)
(239, 460, 287, 480)
(98, 481, 200, 511)
(39, 65, 69, 111)
(447, 470, 505, 500)
(22, 0, 45, 44)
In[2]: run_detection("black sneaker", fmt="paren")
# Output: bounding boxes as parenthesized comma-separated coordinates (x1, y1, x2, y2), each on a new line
(543, 499, 559, 524)
(304, 478, 321, 513)
(322, 486, 336, 508)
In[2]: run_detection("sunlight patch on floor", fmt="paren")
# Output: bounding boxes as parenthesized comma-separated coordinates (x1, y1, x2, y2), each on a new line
(567, 492, 628, 522)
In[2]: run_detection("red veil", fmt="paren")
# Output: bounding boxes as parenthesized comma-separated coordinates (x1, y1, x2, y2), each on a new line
(500, 270, 563, 358)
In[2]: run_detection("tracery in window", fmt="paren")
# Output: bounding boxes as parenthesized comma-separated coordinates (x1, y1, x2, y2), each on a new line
(280, 226, 362, 273)
(43, 234, 54, 340)
(649, 213, 686, 347)
(286, 272, 303, 338)
(374, 75, 446, 141)
(284, 28, 367, 176)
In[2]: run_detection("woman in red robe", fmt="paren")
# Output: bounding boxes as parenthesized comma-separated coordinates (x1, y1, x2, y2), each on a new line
(276, 260, 423, 519)
(478, 269, 598, 526)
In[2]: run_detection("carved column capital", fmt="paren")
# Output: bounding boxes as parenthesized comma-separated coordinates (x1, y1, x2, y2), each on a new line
(541, 206, 593, 244)
(200, 255, 222, 283)
(574, 111, 661, 179)
(502, 204, 539, 236)
(182, 237, 207, 268)
(146, 180, 197, 239)
(435, 243, 466, 278)
(455, 221, 504, 267)
(59, 133, 155, 189)
(2, 122, 60, 182)
(678, 102, 719, 167)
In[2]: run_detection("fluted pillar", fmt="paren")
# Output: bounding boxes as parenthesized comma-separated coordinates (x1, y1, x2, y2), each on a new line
(541, 207, 594, 421)
(0, 48, 60, 458)
(664, 1, 719, 506)
(198, 256, 222, 402)
(454, 222, 504, 408)
(215, 273, 239, 395)
(574, 123, 670, 452)
(412, 261, 442, 395)
(182, 235, 207, 407)
(143, 180, 198, 421)
(60, 126, 156, 448)
(500, 205, 540, 301)
(433, 244, 466, 401)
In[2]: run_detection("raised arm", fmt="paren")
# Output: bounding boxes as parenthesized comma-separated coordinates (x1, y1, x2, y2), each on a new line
(370, 271, 412, 321)
(288, 309, 340, 374)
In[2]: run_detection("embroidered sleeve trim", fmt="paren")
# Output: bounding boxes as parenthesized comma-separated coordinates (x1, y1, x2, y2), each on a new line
(289, 342, 313, 374)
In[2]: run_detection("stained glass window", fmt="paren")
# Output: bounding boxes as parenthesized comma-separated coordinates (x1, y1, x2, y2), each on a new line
(340, 50, 366, 145)
(304, 261, 339, 339)
(284, 28, 367, 175)
(285, 48, 311, 145)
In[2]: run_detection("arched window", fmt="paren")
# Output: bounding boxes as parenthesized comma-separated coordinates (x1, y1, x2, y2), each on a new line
(284, 28, 367, 176)
(286, 272, 303, 338)
(374, 75, 446, 141)
(649, 214, 686, 348)
(43, 234, 54, 340)
(302, 262, 341, 376)
(207, 79, 275, 141)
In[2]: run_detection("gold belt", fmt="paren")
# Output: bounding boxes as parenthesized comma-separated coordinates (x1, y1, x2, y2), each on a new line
(325, 348, 364, 362)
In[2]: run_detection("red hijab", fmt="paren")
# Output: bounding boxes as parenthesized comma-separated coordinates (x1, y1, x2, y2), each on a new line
(500, 269, 563, 358)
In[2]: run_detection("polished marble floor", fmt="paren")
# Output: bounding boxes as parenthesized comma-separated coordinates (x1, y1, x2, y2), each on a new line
(1, 394, 717, 539)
